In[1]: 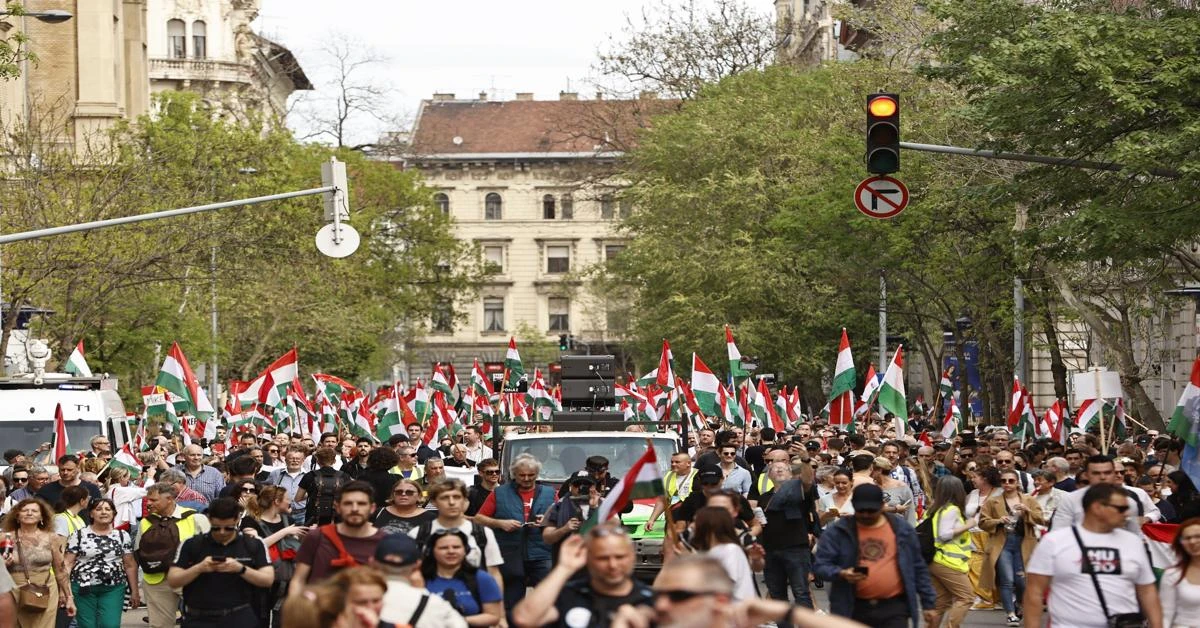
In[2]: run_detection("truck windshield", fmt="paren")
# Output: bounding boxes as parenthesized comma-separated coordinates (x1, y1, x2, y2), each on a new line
(0, 420, 106, 456)
(506, 437, 677, 483)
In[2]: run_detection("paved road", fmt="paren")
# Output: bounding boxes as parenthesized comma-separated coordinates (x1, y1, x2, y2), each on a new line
(118, 584, 1019, 627)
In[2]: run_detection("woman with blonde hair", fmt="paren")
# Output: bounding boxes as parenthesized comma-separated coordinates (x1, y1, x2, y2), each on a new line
(1, 497, 75, 627)
(979, 468, 1045, 626)
(924, 476, 977, 628)
(280, 569, 388, 628)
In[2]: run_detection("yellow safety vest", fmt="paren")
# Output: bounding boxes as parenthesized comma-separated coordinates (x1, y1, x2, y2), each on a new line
(138, 507, 198, 585)
(931, 507, 972, 573)
(56, 511, 85, 537)
(389, 465, 424, 481)
(756, 474, 774, 496)
(664, 469, 697, 503)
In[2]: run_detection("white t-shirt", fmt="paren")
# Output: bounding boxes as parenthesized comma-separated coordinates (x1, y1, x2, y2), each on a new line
(705, 543, 756, 602)
(408, 519, 505, 569)
(1027, 526, 1155, 628)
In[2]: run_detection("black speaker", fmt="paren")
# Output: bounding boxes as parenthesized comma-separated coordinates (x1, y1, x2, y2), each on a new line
(550, 411, 625, 431)
(560, 379, 615, 404)
(560, 355, 616, 379)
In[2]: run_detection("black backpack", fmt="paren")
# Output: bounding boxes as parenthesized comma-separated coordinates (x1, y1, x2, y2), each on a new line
(136, 510, 196, 574)
(915, 515, 937, 564)
(308, 471, 345, 525)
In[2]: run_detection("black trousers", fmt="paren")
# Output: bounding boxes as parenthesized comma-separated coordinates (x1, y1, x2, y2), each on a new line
(182, 605, 260, 628)
(851, 595, 910, 628)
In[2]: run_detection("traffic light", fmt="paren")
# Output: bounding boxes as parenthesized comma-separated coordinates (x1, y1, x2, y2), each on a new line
(866, 93, 900, 174)
(559, 334, 569, 351)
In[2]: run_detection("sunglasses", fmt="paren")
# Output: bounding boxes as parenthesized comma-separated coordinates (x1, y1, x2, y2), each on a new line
(267, 449, 279, 454)
(241, 487, 258, 494)
(211, 526, 239, 532)
(653, 590, 719, 603)
(12, 477, 28, 484)
(394, 489, 419, 496)
(482, 469, 500, 475)
(1102, 503, 1131, 513)
(720, 452, 736, 456)
(1001, 479, 1018, 484)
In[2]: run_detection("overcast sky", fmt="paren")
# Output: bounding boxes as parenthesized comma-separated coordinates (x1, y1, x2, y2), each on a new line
(255, 0, 740, 145)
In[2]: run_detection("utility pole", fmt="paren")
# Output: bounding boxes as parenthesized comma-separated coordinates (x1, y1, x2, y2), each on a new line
(879, 271, 887, 371)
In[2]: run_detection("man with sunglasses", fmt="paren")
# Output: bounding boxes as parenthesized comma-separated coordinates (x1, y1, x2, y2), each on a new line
(169, 497, 273, 627)
(467, 458, 502, 517)
(1049, 455, 1161, 533)
(1024, 483, 1162, 628)
(512, 525, 653, 628)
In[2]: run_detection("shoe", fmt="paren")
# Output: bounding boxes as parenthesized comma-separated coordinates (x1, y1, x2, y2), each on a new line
(814, 579, 824, 589)
(1006, 614, 1020, 626)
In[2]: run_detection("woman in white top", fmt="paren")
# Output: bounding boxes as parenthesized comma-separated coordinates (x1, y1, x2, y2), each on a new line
(817, 468, 856, 527)
(1165, 519, 1200, 628)
(690, 506, 756, 601)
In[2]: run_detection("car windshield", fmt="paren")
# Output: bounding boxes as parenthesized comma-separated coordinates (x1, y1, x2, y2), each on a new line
(506, 436, 677, 482)
(0, 420, 105, 456)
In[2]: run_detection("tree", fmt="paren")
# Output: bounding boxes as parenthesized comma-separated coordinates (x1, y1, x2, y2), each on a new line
(0, 2, 36, 80)
(290, 33, 403, 150)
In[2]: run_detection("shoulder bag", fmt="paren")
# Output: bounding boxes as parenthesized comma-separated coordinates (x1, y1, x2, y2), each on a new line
(15, 529, 52, 612)
(1070, 526, 1146, 628)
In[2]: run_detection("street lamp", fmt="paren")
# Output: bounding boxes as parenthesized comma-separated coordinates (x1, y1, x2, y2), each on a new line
(0, 10, 74, 23)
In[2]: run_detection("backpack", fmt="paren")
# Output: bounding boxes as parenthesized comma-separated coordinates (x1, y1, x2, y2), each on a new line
(135, 510, 195, 574)
(915, 515, 937, 564)
(309, 471, 345, 525)
(413, 521, 489, 566)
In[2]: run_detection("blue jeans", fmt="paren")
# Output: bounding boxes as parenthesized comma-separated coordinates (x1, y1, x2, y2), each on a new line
(502, 558, 553, 616)
(995, 533, 1025, 614)
(763, 545, 813, 615)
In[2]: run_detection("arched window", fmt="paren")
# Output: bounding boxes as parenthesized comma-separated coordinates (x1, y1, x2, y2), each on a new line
(434, 192, 450, 215)
(167, 19, 186, 59)
(191, 21, 207, 59)
(485, 193, 503, 220)
(542, 194, 556, 220)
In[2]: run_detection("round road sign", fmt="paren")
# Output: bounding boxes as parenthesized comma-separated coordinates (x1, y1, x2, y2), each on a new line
(854, 176, 909, 219)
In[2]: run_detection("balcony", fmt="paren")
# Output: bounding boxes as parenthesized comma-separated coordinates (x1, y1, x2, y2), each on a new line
(149, 58, 255, 85)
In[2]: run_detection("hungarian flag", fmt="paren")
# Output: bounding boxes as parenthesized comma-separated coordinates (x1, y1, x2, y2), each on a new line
(1103, 398, 1128, 440)
(470, 359, 495, 401)
(374, 384, 405, 442)
(725, 325, 750, 383)
(108, 443, 141, 478)
(857, 363, 880, 417)
(690, 353, 720, 417)
(431, 364, 454, 397)
(1006, 376, 1035, 439)
(64, 341, 92, 377)
(241, 349, 298, 408)
(53, 403, 69, 460)
(1077, 398, 1101, 432)
(877, 346, 908, 423)
(753, 378, 786, 432)
(939, 368, 955, 403)
(1168, 356, 1200, 489)
(155, 342, 214, 420)
(504, 337, 524, 388)
(655, 340, 676, 393)
(827, 329, 856, 426)
(1142, 522, 1179, 576)
(582, 443, 664, 532)
(941, 397, 962, 439)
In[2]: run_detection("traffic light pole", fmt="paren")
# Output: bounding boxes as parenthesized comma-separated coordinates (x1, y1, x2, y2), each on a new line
(898, 141, 1180, 179)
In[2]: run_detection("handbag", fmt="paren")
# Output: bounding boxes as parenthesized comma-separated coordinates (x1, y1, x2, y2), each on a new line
(1070, 527, 1146, 628)
(15, 530, 52, 612)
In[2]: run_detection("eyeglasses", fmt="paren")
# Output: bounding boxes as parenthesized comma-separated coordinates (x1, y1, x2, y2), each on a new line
(12, 477, 27, 484)
(653, 590, 719, 603)
(1101, 502, 1131, 513)
(720, 452, 736, 457)
(482, 469, 500, 475)
(211, 526, 238, 532)
(1001, 479, 1018, 484)
(394, 489, 418, 496)
(241, 487, 258, 494)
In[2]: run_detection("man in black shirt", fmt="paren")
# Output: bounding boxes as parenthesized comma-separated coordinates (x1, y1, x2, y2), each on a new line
(294, 448, 347, 525)
(758, 462, 820, 619)
(675, 465, 755, 527)
(36, 455, 101, 507)
(168, 497, 273, 626)
(512, 525, 653, 628)
(466, 458, 501, 516)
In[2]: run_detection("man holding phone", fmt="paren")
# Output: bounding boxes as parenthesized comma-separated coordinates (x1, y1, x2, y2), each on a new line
(814, 484, 938, 628)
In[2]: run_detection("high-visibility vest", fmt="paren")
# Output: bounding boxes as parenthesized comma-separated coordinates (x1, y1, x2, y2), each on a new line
(56, 511, 84, 536)
(756, 474, 774, 496)
(138, 507, 198, 585)
(931, 507, 972, 573)
(664, 469, 697, 503)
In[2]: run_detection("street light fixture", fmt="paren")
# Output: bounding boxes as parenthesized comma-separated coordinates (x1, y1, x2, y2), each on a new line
(0, 10, 74, 23)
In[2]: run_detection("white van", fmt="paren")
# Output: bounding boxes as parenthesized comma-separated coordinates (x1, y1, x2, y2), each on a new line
(0, 375, 132, 458)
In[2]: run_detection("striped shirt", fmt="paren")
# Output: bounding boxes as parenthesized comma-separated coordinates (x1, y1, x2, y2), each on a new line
(176, 464, 225, 503)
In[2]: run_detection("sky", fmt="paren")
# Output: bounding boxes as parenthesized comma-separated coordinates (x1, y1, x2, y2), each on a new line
(255, 0, 746, 146)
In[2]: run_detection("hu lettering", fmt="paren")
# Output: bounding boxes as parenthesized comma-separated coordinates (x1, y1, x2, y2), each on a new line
(1083, 547, 1123, 575)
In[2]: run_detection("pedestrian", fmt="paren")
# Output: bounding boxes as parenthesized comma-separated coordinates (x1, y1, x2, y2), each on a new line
(466, 459, 501, 517)
(717, 444, 752, 496)
(371, 533, 467, 628)
(138, 482, 210, 628)
(979, 469, 1045, 625)
(542, 471, 600, 551)
(265, 450, 309, 523)
(818, 468, 856, 525)
(357, 448, 402, 515)
(62, 498, 139, 628)
(511, 525, 653, 628)
(1050, 455, 1161, 533)
(688, 506, 756, 601)
(328, 567, 390, 626)
(1163, 517, 1200, 628)
(757, 461, 820, 615)
(0, 559, 16, 628)
(409, 478, 504, 587)
(1023, 483, 1162, 628)
(813, 484, 939, 628)
(52, 486, 90, 538)
(246, 486, 310, 626)
(2, 498, 76, 628)
(874, 458, 916, 526)
(174, 446, 224, 504)
(294, 448, 348, 526)
(290, 480, 385, 595)
(373, 479, 435, 536)
(467, 454, 555, 611)
(418, 529, 503, 625)
(167, 497, 274, 626)
(923, 476, 975, 628)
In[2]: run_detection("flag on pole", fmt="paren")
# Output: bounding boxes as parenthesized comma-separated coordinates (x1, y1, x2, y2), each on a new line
(939, 368, 955, 403)
(109, 443, 141, 478)
(581, 442, 664, 532)
(64, 341, 92, 377)
(53, 403, 69, 460)
(857, 364, 880, 417)
(241, 349, 299, 408)
(827, 329, 856, 427)
(1006, 376, 1035, 439)
(1142, 522, 1180, 576)
(725, 325, 750, 383)
(155, 342, 214, 420)
(690, 353, 720, 417)
(941, 397, 962, 439)
(877, 346, 907, 422)
(1168, 356, 1200, 489)
(752, 378, 786, 432)
(1043, 399, 1067, 445)
(504, 337, 524, 388)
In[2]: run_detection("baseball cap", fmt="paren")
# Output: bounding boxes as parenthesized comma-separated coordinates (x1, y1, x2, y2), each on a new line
(696, 464, 723, 485)
(805, 440, 822, 451)
(851, 484, 885, 512)
(567, 470, 596, 487)
(374, 533, 420, 567)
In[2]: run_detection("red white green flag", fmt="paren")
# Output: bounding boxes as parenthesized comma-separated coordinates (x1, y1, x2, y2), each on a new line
(64, 341, 92, 377)
(582, 443, 664, 532)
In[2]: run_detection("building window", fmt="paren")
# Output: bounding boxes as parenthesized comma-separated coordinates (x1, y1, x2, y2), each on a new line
(546, 245, 570, 274)
(606, 300, 630, 332)
(167, 19, 186, 59)
(484, 193, 503, 220)
(192, 21, 206, 59)
(434, 192, 450, 215)
(619, 199, 633, 219)
(483, 298, 505, 332)
(561, 195, 574, 219)
(600, 194, 615, 219)
(549, 297, 570, 332)
(605, 245, 625, 261)
(483, 245, 504, 274)
(431, 300, 453, 333)
(542, 194, 556, 220)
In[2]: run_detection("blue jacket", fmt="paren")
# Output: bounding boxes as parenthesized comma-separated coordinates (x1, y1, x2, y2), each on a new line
(813, 514, 936, 627)
(492, 482, 556, 563)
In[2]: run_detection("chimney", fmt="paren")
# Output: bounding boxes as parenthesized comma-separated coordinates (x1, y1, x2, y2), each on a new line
(515, 92, 534, 101)
(559, 91, 578, 101)
(432, 93, 456, 102)
(478, 91, 488, 102)
(595, 91, 604, 100)
(639, 90, 658, 100)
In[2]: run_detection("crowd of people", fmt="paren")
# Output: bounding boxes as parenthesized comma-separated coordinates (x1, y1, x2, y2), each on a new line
(0, 413, 1198, 628)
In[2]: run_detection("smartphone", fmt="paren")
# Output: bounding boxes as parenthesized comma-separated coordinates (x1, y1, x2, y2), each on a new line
(853, 566, 869, 575)
(212, 556, 227, 563)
